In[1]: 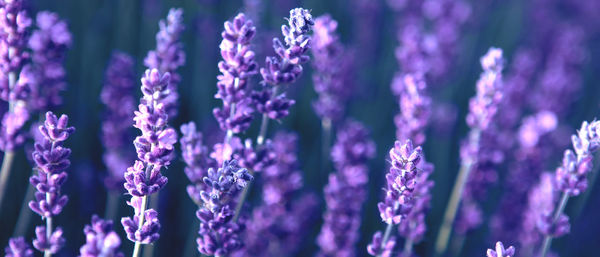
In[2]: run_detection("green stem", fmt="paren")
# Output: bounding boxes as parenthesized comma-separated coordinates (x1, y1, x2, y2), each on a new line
(132, 194, 148, 257)
(0, 151, 15, 209)
(377, 222, 395, 257)
(539, 193, 569, 257)
(44, 216, 52, 257)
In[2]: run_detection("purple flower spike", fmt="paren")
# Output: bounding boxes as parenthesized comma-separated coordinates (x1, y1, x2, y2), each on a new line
(466, 47, 504, 131)
(121, 197, 161, 244)
(367, 231, 395, 257)
(0, 0, 31, 75)
(29, 112, 74, 218)
(486, 242, 515, 257)
(123, 160, 167, 197)
(213, 13, 258, 134)
(311, 14, 354, 122)
(79, 215, 124, 257)
(180, 122, 215, 205)
(260, 8, 314, 86)
(398, 160, 434, 243)
(196, 160, 253, 256)
(393, 73, 431, 145)
(317, 121, 375, 257)
(101, 52, 136, 191)
(28, 11, 72, 112)
(4, 237, 33, 257)
(32, 226, 65, 254)
(144, 8, 185, 117)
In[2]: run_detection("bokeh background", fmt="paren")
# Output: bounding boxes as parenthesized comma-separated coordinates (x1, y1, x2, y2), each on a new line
(1, 0, 599, 256)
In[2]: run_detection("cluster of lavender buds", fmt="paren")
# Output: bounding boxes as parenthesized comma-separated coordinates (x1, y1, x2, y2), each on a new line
(213, 13, 257, 135)
(121, 69, 176, 245)
(310, 14, 353, 122)
(4, 237, 33, 257)
(397, 159, 434, 247)
(486, 241, 515, 257)
(28, 112, 74, 255)
(27, 11, 72, 112)
(317, 121, 375, 257)
(101, 52, 136, 190)
(368, 140, 422, 257)
(520, 173, 556, 248)
(465, 47, 504, 131)
(144, 8, 185, 118)
(392, 73, 431, 145)
(180, 122, 215, 205)
(196, 160, 253, 256)
(79, 215, 124, 257)
(0, 0, 32, 151)
(238, 132, 318, 256)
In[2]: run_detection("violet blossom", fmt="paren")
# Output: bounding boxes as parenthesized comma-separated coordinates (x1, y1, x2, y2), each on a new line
(310, 14, 353, 122)
(317, 121, 375, 257)
(486, 242, 515, 257)
(29, 111, 75, 255)
(101, 51, 136, 191)
(79, 215, 124, 257)
(368, 140, 422, 257)
(392, 73, 431, 145)
(121, 69, 176, 245)
(196, 160, 253, 257)
(144, 8, 185, 118)
(180, 122, 215, 205)
(27, 11, 72, 112)
(4, 237, 33, 257)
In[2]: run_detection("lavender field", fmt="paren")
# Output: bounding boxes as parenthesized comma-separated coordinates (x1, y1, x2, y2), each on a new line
(0, 0, 599, 256)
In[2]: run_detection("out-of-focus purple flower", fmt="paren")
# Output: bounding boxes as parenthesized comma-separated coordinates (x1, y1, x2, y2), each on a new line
(237, 132, 318, 256)
(180, 122, 215, 205)
(234, 138, 276, 172)
(213, 13, 258, 134)
(317, 121, 375, 257)
(196, 160, 253, 257)
(28, 111, 73, 254)
(144, 8, 185, 117)
(486, 242, 515, 257)
(121, 68, 176, 245)
(466, 47, 504, 131)
(393, 73, 431, 145)
(519, 173, 556, 247)
(250, 89, 294, 120)
(368, 140, 422, 257)
(367, 231, 395, 257)
(79, 215, 124, 257)
(260, 8, 313, 85)
(310, 14, 354, 122)
(4, 237, 33, 257)
(101, 52, 136, 191)
(27, 11, 72, 112)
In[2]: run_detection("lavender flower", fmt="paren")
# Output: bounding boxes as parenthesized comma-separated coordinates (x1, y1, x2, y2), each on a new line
(317, 121, 375, 257)
(144, 8, 185, 117)
(101, 52, 136, 191)
(519, 173, 557, 247)
(79, 215, 124, 257)
(0, 0, 32, 151)
(486, 242, 515, 257)
(392, 73, 431, 145)
(310, 14, 353, 122)
(4, 237, 33, 257)
(465, 47, 504, 131)
(28, 111, 74, 255)
(368, 140, 422, 257)
(196, 160, 253, 257)
(121, 69, 177, 245)
(27, 11, 72, 112)
(213, 13, 258, 135)
(397, 160, 434, 243)
(180, 122, 215, 205)
(260, 8, 313, 85)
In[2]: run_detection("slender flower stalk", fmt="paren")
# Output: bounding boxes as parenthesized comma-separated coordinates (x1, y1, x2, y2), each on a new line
(367, 140, 422, 257)
(79, 215, 124, 257)
(144, 8, 185, 118)
(539, 120, 600, 257)
(28, 112, 75, 257)
(120, 69, 176, 257)
(101, 52, 136, 219)
(317, 121, 375, 257)
(4, 237, 33, 257)
(0, 0, 33, 209)
(434, 47, 504, 255)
